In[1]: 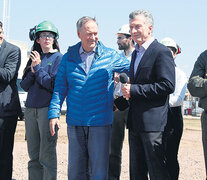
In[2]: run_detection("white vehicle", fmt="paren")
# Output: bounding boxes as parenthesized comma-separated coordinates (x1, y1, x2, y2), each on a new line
(17, 79, 27, 114)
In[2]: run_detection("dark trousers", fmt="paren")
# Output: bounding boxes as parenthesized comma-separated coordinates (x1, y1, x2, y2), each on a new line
(165, 106, 183, 180)
(129, 130, 170, 180)
(0, 116, 18, 180)
(109, 108, 128, 180)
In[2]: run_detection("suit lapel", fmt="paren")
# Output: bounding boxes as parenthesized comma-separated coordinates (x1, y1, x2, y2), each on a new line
(130, 50, 137, 83)
(134, 40, 157, 82)
(0, 40, 6, 67)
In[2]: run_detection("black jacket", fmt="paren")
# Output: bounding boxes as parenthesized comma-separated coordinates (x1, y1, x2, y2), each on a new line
(127, 39, 175, 132)
(0, 40, 21, 117)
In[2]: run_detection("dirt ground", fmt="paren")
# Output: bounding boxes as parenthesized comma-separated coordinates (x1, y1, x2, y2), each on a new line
(12, 116, 206, 180)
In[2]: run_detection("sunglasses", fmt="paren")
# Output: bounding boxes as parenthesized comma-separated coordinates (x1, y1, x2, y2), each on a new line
(39, 33, 55, 39)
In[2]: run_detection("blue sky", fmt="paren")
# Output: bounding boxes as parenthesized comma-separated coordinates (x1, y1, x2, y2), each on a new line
(1, 0, 207, 77)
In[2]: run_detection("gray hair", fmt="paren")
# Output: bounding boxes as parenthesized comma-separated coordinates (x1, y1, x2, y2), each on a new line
(76, 16, 97, 31)
(129, 9, 154, 27)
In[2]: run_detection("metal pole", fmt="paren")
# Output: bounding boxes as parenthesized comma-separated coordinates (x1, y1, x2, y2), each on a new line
(2, 0, 10, 40)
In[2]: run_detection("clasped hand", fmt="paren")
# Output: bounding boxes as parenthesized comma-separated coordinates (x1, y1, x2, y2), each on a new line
(30, 50, 41, 72)
(121, 84, 131, 99)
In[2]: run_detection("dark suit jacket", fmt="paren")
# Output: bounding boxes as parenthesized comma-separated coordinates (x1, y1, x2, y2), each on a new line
(127, 39, 175, 132)
(0, 40, 21, 117)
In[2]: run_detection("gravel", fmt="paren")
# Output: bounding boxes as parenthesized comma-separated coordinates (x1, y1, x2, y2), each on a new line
(12, 117, 206, 180)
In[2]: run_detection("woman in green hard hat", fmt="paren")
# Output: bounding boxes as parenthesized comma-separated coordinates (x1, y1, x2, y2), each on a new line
(20, 20, 63, 180)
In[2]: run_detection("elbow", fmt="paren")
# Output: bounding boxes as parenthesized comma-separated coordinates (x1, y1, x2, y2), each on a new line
(168, 83, 175, 94)
(21, 86, 29, 92)
(169, 87, 175, 94)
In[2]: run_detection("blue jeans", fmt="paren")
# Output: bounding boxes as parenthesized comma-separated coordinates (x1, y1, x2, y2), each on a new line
(67, 125, 112, 180)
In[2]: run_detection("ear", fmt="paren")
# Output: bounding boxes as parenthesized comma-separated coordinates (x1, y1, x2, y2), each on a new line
(36, 38, 40, 44)
(148, 25, 153, 32)
(77, 30, 81, 39)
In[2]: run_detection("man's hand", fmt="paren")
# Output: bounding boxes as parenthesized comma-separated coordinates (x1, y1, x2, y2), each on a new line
(49, 118, 60, 136)
(121, 84, 131, 99)
(114, 73, 120, 86)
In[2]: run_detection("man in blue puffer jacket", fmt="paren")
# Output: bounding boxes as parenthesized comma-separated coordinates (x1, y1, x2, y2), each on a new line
(48, 16, 130, 180)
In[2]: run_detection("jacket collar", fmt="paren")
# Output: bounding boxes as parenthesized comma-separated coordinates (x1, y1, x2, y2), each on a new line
(0, 39, 6, 49)
(131, 39, 158, 82)
(67, 41, 104, 63)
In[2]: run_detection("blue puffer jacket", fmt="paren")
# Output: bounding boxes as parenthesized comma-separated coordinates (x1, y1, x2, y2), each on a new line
(48, 41, 130, 126)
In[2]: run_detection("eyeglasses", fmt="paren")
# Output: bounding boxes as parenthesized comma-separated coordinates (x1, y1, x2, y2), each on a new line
(39, 33, 55, 39)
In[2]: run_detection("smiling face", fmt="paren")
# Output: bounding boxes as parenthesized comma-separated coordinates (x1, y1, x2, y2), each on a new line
(78, 20, 98, 52)
(129, 14, 152, 46)
(36, 31, 55, 53)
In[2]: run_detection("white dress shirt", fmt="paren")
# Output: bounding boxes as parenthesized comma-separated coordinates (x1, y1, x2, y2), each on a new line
(134, 37, 155, 76)
(169, 66, 187, 107)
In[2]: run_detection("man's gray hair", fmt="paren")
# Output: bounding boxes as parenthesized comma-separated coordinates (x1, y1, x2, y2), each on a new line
(76, 16, 97, 31)
(129, 9, 154, 27)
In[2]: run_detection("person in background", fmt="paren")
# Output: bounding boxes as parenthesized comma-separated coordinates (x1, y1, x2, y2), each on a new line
(48, 16, 130, 180)
(109, 24, 134, 180)
(0, 21, 21, 180)
(20, 21, 63, 180)
(161, 37, 187, 180)
(188, 49, 207, 180)
(122, 9, 175, 179)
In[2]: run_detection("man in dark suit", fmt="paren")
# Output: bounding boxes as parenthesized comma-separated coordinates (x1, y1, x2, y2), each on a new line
(0, 21, 21, 179)
(121, 10, 175, 179)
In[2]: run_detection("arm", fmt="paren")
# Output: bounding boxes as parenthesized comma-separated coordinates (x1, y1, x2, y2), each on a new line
(188, 51, 207, 98)
(112, 51, 130, 75)
(130, 51, 175, 99)
(169, 68, 187, 107)
(0, 47, 21, 83)
(20, 71, 35, 92)
(34, 53, 62, 92)
(20, 53, 38, 92)
(48, 54, 68, 120)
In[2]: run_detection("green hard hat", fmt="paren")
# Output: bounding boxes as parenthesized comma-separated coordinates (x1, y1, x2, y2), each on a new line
(35, 20, 59, 39)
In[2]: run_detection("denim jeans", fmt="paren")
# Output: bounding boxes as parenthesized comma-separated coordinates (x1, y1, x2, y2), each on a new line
(25, 107, 57, 180)
(0, 115, 17, 180)
(67, 125, 112, 180)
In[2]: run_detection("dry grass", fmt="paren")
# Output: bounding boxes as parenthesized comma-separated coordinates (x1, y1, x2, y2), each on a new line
(183, 116, 201, 130)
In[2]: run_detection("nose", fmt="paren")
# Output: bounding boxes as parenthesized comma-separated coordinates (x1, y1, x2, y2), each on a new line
(90, 34, 95, 39)
(130, 27, 135, 34)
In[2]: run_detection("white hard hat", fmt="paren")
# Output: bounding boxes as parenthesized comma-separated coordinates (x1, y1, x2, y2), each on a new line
(161, 37, 178, 52)
(117, 24, 130, 35)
